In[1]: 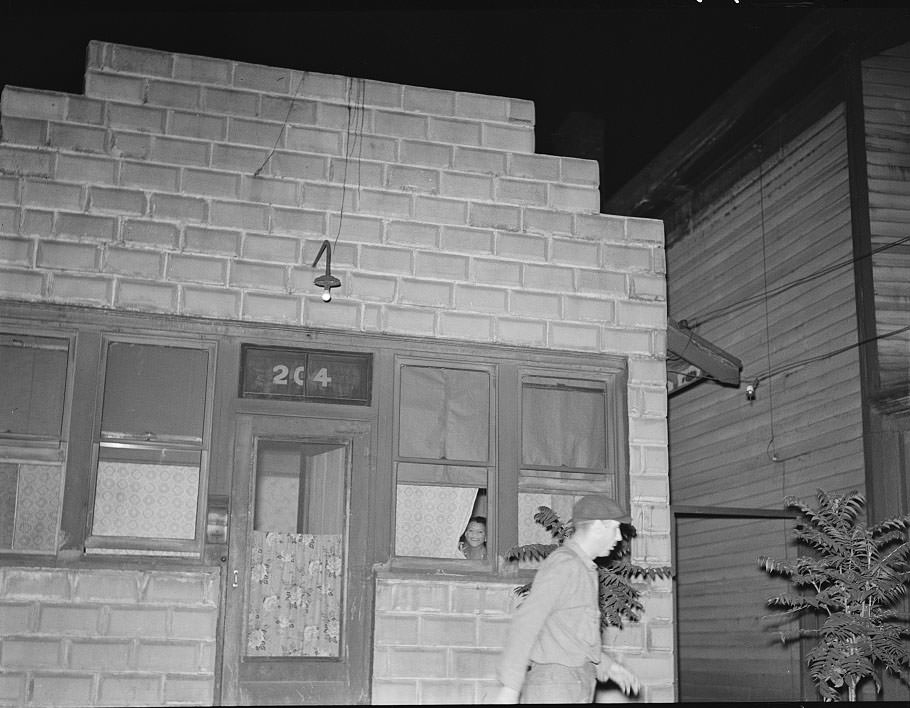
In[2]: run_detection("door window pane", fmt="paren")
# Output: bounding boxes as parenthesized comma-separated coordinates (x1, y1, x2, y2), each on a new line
(398, 366, 489, 462)
(247, 440, 346, 658)
(0, 334, 68, 440)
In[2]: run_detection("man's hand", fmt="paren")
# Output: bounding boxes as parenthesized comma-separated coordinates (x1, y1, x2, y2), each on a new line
(488, 686, 520, 704)
(597, 656, 640, 696)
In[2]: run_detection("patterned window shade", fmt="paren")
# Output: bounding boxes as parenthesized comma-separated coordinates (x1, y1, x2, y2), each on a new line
(0, 462, 63, 553)
(91, 461, 199, 539)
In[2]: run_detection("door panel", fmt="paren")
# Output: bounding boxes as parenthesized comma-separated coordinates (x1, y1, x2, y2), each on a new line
(221, 416, 372, 705)
(675, 515, 804, 702)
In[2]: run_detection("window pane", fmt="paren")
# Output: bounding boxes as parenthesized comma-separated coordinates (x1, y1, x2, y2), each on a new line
(399, 366, 489, 462)
(0, 334, 68, 439)
(101, 342, 207, 440)
(395, 483, 487, 559)
(522, 380, 605, 470)
(91, 454, 200, 539)
(247, 440, 346, 658)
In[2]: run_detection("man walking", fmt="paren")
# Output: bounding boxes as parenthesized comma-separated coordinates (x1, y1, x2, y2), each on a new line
(493, 495, 641, 703)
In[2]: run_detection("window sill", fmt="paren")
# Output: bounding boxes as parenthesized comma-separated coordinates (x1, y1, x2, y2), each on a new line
(373, 558, 535, 585)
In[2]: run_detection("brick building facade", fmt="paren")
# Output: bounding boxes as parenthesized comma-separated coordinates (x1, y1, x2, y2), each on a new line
(0, 42, 672, 704)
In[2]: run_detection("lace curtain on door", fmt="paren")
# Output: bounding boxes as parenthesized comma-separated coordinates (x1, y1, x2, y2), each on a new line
(247, 531, 343, 657)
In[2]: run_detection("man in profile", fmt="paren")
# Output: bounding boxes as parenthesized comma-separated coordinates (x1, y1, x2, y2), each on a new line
(493, 495, 641, 703)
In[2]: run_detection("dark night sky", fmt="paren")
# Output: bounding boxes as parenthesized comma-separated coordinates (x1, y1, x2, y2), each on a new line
(0, 2, 825, 198)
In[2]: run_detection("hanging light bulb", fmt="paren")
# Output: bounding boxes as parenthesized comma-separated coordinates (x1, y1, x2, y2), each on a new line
(311, 239, 340, 303)
(746, 378, 759, 401)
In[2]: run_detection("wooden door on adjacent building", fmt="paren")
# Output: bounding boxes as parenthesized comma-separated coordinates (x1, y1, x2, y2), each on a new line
(674, 510, 806, 702)
(220, 415, 373, 705)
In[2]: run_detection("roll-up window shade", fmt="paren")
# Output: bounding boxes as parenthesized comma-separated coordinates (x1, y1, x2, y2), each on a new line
(522, 381, 605, 470)
(398, 366, 489, 462)
(101, 342, 208, 440)
(0, 335, 68, 438)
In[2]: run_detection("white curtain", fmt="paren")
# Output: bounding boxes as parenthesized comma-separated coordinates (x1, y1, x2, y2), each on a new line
(395, 485, 477, 558)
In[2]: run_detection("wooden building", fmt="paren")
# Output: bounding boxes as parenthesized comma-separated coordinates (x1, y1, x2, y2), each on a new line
(0, 42, 675, 704)
(606, 10, 910, 703)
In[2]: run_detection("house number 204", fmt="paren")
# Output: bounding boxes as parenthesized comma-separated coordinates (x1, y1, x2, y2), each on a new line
(271, 365, 333, 388)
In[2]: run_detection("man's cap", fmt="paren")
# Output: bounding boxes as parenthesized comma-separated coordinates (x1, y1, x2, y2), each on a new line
(572, 495, 632, 524)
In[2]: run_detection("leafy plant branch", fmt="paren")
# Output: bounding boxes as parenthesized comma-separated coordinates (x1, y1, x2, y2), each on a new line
(760, 490, 910, 702)
(506, 505, 672, 631)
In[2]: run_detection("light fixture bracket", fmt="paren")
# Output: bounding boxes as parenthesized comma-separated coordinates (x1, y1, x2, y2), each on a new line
(312, 240, 341, 301)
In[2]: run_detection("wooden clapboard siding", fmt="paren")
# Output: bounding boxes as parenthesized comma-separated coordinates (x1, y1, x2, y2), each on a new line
(864, 42, 910, 394)
(676, 516, 802, 702)
(670, 102, 864, 702)
(669, 112, 851, 317)
(668, 104, 865, 510)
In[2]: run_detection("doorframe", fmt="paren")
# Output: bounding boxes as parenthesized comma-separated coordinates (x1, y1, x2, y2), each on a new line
(219, 412, 375, 705)
(671, 505, 809, 702)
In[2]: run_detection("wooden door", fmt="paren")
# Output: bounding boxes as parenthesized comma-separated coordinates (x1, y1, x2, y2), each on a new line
(221, 415, 372, 705)
(674, 513, 805, 702)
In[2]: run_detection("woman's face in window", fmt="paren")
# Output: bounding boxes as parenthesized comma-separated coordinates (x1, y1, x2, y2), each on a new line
(464, 521, 486, 547)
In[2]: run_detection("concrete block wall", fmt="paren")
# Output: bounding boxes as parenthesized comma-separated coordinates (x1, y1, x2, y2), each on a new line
(0, 567, 220, 707)
(372, 576, 675, 704)
(0, 40, 664, 360)
(0, 40, 671, 703)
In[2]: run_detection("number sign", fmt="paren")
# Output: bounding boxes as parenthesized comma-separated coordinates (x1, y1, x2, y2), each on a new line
(240, 345, 372, 405)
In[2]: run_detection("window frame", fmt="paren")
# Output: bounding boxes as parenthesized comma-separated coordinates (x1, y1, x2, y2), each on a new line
(389, 349, 628, 572)
(0, 327, 76, 555)
(391, 354, 497, 567)
(82, 332, 217, 557)
(517, 364, 626, 497)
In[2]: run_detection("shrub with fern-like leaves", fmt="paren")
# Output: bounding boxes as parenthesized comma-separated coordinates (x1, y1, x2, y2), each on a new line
(759, 489, 910, 702)
(506, 506, 671, 631)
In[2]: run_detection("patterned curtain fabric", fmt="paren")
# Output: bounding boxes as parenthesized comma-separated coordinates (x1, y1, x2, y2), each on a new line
(395, 485, 477, 558)
(246, 531, 343, 657)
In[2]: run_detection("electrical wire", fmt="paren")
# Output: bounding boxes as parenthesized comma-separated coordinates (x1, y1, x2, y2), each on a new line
(684, 323, 910, 389)
(684, 233, 910, 328)
(752, 323, 910, 384)
(332, 76, 366, 253)
(252, 71, 307, 178)
(755, 152, 780, 463)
